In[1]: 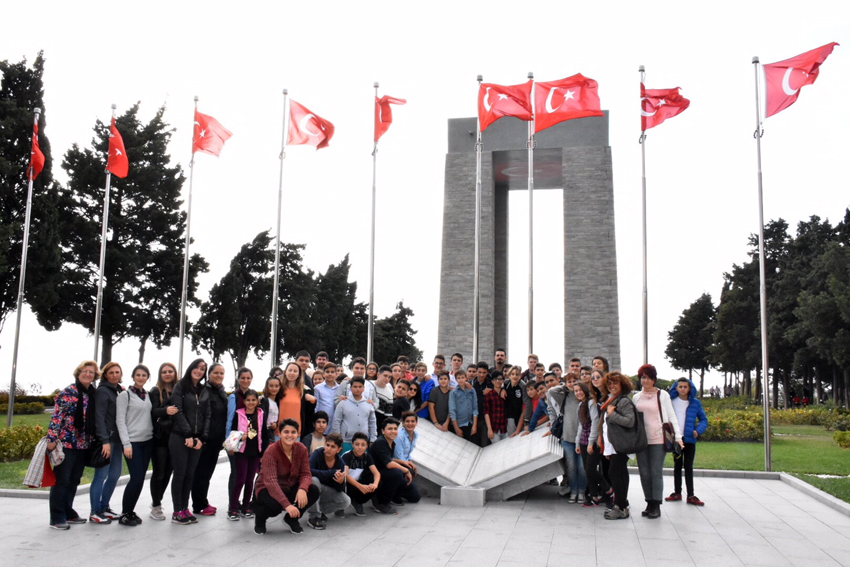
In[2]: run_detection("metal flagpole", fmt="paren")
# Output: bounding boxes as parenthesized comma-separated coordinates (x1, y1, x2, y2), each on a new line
(639, 65, 649, 365)
(271, 89, 288, 369)
(367, 82, 379, 363)
(7, 107, 41, 428)
(527, 72, 535, 355)
(473, 75, 483, 363)
(178, 96, 199, 378)
(752, 56, 772, 471)
(93, 103, 117, 363)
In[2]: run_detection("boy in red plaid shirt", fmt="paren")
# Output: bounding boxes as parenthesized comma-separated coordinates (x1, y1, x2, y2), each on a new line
(484, 372, 508, 443)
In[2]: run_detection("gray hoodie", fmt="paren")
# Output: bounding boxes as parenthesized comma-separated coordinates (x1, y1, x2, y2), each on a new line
(546, 385, 579, 443)
(331, 395, 377, 443)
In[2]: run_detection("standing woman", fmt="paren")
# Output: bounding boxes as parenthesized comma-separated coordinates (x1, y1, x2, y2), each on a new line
(632, 363, 683, 519)
(115, 364, 154, 526)
(261, 374, 283, 442)
(47, 361, 99, 530)
(90, 361, 125, 524)
(149, 362, 178, 520)
(601, 372, 637, 520)
(191, 362, 229, 516)
(280, 361, 316, 437)
(667, 378, 708, 506)
(169, 358, 211, 525)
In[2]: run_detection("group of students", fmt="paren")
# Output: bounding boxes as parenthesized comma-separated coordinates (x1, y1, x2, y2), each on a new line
(44, 349, 708, 531)
(44, 352, 424, 531)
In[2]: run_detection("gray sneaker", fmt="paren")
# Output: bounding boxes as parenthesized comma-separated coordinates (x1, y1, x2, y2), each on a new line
(352, 503, 365, 517)
(604, 506, 630, 520)
(150, 505, 166, 521)
(334, 509, 346, 519)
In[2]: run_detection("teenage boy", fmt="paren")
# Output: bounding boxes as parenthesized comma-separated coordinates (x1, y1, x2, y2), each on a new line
(341, 432, 380, 517)
(449, 353, 464, 382)
(331, 378, 377, 453)
(484, 372, 508, 443)
(471, 362, 493, 447)
(428, 371, 452, 431)
(314, 363, 339, 425)
(392, 380, 411, 419)
(368, 418, 419, 513)
(335, 357, 375, 407)
(397, 356, 415, 381)
(549, 362, 563, 381)
(521, 354, 539, 382)
(431, 355, 456, 387)
(307, 433, 350, 530)
(526, 377, 555, 432)
(568, 357, 582, 377)
(534, 363, 546, 383)
(449, 370, 478, 443)
(393, 412, 421, 504)
(302, 412, 329, 453)
(579, 366, 592, 385)
(504, 368, 532, 437)
(372, 366, 395, 431)
(418, 360, 436, 419)
(296, 350, 314, 380)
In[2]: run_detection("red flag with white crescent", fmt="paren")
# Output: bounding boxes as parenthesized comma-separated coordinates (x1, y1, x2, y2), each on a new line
(289, 100, 335, 149)
(640, 84, 690, 130)
(478, 81, 533, 132)
(533, 74, 604, 133)
(107, 117, 129, 178)
(763, 42, 839, 118)
(375, 95, 406, 142)
(29, 121, 45, 181)
(193, 110, 233, 156)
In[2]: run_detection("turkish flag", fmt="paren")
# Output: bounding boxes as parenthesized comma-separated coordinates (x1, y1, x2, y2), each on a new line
(533, 74, 604, 133)
(640, 84, 690, 130)
(107, 117, 129, 178)
(193, 110, 233, 156)
(478, 81, 533, 132)
(764, 42, 839, 118)
(29, 121, 45, 181)
(375, 95, 406, 142)
(289, 100, 335, 149)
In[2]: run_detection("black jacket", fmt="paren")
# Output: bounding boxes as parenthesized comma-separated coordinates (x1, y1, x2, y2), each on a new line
(95, 380, 124, 445)
(149, 386, 173, 441)
(205, 383, 229, 445)
(171, 379, 211, 443)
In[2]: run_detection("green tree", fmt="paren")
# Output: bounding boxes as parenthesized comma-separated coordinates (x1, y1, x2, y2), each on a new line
(0, 52, 63, 340)
(665, 293, 715, 396)
(713, 261, 760, 397)
(308, 255, 362, 363)
(372, 301, 423, 365)
(193, 232, 313, 370)
(56, 104, 208, 365)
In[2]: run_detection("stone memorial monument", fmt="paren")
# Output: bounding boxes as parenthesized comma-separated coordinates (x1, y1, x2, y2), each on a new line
(437, 114, 621, 368)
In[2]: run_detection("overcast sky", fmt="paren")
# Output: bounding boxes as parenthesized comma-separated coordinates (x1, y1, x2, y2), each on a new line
(1, 1, 848, 395)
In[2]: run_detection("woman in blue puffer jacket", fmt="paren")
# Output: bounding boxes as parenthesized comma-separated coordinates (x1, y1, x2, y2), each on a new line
(666, 378, 708, 506)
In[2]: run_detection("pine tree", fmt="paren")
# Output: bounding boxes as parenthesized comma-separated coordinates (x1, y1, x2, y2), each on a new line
(0, 52, 63, 340)
(56, 104, 208, 364)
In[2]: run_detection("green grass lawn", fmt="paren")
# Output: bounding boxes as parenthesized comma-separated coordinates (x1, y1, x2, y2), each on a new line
(1, 413, 51, 429)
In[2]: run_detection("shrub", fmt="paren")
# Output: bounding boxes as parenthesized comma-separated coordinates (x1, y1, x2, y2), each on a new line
(0, 425, 45, 462)
(0, 402, 45, 415)
(834, 431, 850, 449)
(701, 409, 765, 441)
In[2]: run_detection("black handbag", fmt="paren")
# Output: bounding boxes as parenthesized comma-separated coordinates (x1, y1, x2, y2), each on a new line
(85, 439, 111, 468)
(607, 397, 648, 454)
(657, 392, 682, 456)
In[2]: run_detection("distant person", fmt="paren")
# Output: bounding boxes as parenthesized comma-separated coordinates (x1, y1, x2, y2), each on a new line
(115, 364, 154, 526)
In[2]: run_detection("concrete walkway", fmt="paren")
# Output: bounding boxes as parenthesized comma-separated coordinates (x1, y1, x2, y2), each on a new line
(3, 463, 850, 567)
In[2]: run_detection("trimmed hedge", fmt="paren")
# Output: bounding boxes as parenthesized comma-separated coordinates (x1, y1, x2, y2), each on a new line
(0, 402, 45, 415)
(701, 408, 765, 441)
(835, 431, 850, 449)
(0, 394, 55, 405)
(0, 425, 45, 462)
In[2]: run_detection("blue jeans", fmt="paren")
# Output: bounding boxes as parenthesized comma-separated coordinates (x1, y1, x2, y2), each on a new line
(90, 440, 122, 513)
(560, 440, 587, 494)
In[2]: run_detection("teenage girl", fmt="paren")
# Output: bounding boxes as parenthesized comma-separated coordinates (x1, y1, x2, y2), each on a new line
(227, 389, 269, 520)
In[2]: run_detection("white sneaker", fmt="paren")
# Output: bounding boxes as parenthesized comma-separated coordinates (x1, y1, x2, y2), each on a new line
(150, 505, 166, 521)
(558, 486, 570, 497)
(569, 494, 579, 504)
(577, 493, 586, 503)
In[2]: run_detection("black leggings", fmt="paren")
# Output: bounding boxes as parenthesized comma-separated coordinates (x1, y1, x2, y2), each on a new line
(149, 439, 173, 507)
(169, 434, 202, 512)
(673, 442, 697, 497)
(607, 453, 630, 510)
(583, 444, 610, 498)
(191, 441, 223, 511)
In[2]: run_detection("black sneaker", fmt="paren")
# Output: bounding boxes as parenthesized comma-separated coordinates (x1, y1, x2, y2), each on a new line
(391, 499, 405, 507)
(287, 520, 304, 534)
(373, 503, 397, 515)
(334, 509, 346, 519)
(227, 511, 240, 521)
(129, 512, 142, 525)
(307, 516, 326, 530)
(118, 514, 138, 527)
(239, 508, 254, 519)
(171, 511, 191, 525)
(184, 510, 198, 524)
(254, 518, 267, 535)
(352, 503, 365, 517)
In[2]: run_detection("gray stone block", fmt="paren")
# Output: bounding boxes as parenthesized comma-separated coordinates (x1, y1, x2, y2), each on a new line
(441, 486, 486, 507)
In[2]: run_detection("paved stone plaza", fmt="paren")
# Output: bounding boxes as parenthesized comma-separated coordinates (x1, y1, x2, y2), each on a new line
(3, 462, 850, 567)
